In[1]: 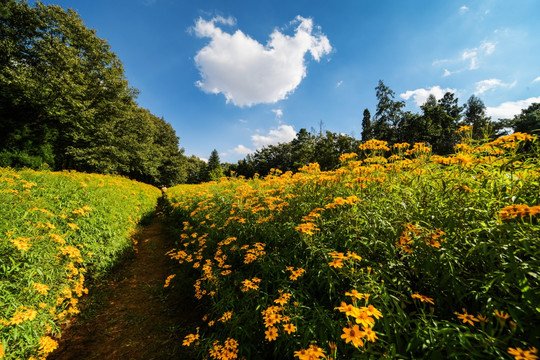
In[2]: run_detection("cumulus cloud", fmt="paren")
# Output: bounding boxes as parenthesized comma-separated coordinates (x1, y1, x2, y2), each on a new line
(231, 124, 297, 158)
(533, 76, 540, 83)
(251, 125, 297, 148)
(231, 144, 253, 156)
(459, 5, 469, 14)
(474, 78, 517, 94)
(192, 16, 332, 107)
(486, 96, 540, 120)
(400, 86, 456, 106)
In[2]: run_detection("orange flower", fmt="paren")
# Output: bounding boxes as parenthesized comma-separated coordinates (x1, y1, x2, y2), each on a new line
(265, 326, 278, 341)
(411, 293, 434, 305)
(508, 347, 538, 360)
(341, 324, 365, 348)
(283, 323, 296, 334)
(455, 309, 479, 326)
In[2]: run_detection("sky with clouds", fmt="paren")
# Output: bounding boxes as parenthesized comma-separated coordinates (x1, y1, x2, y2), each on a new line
(36, 0, 540, 162)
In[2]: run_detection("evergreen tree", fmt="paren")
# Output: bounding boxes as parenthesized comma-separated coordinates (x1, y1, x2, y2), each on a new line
(206, 149, 223, 181)
(361, 108, 372, 141)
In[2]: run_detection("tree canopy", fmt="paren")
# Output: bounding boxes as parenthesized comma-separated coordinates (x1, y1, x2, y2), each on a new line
(0, 0, 192, 186)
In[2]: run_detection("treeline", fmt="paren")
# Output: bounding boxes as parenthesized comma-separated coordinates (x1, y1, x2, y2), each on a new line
(228, 81, 539, 178)
(0, 0, 204, 186)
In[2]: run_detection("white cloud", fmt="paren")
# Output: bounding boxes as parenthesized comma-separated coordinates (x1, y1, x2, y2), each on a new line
(231, 144, 253, 156)
(192, 16, 332, 107)
(533, 76, 540, 83)
(400, 86, 456, 106)
(480, 41, 496, 55)
(474, 78, 517, 94)
(251, 124, 297, 148)
(272, 109, 283, 118)
(486, 96, 540, 120)
(459, 5, 469, 14)
(462, 49, 479, 70)
(336, 80, 343, 88)
(238, 118, 248, 123)
(436, 40, 497, 75)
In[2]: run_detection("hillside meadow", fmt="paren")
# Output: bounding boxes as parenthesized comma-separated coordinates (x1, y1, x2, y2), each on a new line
(164, 129, 539, 359)
(0, 169, 160, 359)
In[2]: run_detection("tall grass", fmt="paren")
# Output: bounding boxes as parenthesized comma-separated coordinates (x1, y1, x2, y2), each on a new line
(0, 169, 160, 359)
(164, 129, 539, 359)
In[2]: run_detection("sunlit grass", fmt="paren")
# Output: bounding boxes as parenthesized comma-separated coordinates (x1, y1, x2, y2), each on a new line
(0, 169, 160, 359)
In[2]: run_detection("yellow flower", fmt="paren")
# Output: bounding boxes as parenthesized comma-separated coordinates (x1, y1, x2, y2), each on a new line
(345, 290, 368, 301)
(265, 326, 278, 341)
(494, 309, 511, 323)
(33, 283, 50, 295)
(328, 258, 344, 268)
(363, 304, 383, 319)
(335, 302, 357, 317)
(164, 274, 176, 288)
(411, 293, 434, 305)
(10, 237, 31, 251)
(341, 324, 365, 348)
(508, 347, 538, 360)
(283, 323, 296, 334)
(182, 333, 199, 346)
(38, 336, 58, 355)
(219, 311, 232, 323)
(455, 309, 479, 326)
(0, 343, 4, 358)
(362, 326, 378, 342)
(352, 308, 375, 328)
(477, 314, 489, 324)
(9, 306, 37, 325)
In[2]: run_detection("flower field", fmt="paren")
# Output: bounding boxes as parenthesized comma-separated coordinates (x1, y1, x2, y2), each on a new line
(165, 130, 539, 359)
(0, 169, 160, 359)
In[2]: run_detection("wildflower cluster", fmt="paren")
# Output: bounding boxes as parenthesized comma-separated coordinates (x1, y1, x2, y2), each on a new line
(165, 134, 539, 359)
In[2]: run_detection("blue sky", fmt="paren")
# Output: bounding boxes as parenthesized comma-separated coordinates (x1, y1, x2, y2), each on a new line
(37, 0, 540, 162)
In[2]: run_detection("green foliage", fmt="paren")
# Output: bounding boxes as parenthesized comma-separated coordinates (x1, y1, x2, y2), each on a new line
(464, 95, 491, 140)
(507, 103, 540, 135)
(0, 167, 160, 359)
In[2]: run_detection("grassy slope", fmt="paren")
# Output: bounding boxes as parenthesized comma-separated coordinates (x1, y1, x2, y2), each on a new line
(0, 168, 160, 359)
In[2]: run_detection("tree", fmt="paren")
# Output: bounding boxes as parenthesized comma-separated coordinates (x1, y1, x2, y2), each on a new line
(0, 1, 190, 186)
(464, 95, 490, 140)
(205, 149, 223, 181)
(185, 155, 207, 184)
(511, 103, 540, 134)
(361, 108, 372, 142)
(372, 80, 405, 143)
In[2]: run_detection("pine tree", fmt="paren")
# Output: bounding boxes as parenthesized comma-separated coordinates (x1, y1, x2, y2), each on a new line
(361, 108, 372, 142)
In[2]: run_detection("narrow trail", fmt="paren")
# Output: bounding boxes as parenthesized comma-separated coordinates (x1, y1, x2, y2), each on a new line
(49, 215, 200, 360)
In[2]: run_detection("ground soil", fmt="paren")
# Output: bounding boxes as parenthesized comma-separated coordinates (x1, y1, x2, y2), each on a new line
(49, 215, 201, 360)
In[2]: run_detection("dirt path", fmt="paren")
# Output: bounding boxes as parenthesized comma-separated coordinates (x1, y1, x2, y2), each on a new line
(49, 216, 200, 360)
